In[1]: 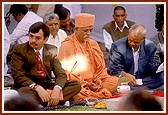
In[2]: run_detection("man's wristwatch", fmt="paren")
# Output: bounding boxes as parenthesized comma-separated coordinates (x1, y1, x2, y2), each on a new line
(54, 85, 62, 90)
(29, 83, 38, 89)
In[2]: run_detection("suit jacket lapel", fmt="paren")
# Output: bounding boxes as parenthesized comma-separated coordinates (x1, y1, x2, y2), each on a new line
(137, 41, 147, 78)
(125, 43, 134, 75)
(42, 45, 51, 74)
(27, 44, 37, 75)
(126, 47, 134, 74)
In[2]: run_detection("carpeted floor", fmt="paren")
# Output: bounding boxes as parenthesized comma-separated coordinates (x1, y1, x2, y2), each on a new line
(56, 105, 108, 111)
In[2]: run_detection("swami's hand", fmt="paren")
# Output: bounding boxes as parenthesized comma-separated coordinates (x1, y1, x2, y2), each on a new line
(35, 85, 51, 103)
(87, 79, 102, 92)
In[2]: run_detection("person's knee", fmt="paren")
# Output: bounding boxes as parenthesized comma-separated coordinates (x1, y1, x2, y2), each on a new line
(18, 86, 31, 93)
(72, 80, 81, 92)
(17, 86, 36, 97)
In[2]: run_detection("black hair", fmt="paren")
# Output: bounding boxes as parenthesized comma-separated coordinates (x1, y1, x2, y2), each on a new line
(54, 6, 70, 20)
(4, 95, 40, 111)
(114, 6, 126, 14)
(29, 22, 50, 39)
(155, 4, 164, 31)
(123, 90, 163, 111)
(9, 4, 28, 15)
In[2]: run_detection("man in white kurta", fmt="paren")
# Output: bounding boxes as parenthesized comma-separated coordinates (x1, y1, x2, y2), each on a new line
(9, 4, 43, 45)
(43, 12, 67, 54)
(47, 29, 67, 53)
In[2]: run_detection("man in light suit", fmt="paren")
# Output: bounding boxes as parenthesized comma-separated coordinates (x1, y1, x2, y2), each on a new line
(11, 22, 81, 107)
(107, 24, 164, 90)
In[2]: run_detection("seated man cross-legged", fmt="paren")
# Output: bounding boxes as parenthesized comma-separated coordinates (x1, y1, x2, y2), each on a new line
(58, 13, 119, 101)
(107, 24, 164, 91)
(11, 22, 81, 107)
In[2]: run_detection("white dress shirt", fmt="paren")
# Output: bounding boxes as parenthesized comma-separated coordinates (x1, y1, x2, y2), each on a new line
(132, 48, 140, 75)
(46, 29, 67, 54)
(10, 11, 43, 45)
(34, 47, 43, 62)
(103, 21, 129, 50)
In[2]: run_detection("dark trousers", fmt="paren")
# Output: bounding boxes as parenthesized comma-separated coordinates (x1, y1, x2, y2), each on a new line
(17, 80, 81, 106)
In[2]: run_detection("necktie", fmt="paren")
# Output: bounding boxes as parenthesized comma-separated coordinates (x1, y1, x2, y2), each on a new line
(36, 51, 46, 78)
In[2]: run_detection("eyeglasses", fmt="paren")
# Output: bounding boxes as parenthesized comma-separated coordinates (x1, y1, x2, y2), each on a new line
(47, 23, 59, 27)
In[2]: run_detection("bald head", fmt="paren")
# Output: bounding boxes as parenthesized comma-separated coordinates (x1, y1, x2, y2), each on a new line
(129, 24, 146, 39)
(128, 24, 146, 52)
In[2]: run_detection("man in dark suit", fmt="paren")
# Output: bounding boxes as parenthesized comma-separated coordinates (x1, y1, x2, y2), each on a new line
(11, 22, 81, 107)
(107, 24, 164, 90)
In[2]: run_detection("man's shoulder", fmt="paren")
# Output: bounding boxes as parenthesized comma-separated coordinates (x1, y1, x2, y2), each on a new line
(44, 43, 57, 50)
(22, 11, 43, 22)
(44, 44, 58, 55)
(111, 37, 128, 55)
(126, 20, 135, 26)
(58, 29, 67, 35)
(113, 37, 127, 45)
(14, 42, 28, 49)
(61, 34, 74, 43)
(13, 42, 30, 55)
(103, 21, 115, 28)
(27, 11, 42, 19)
(140, 39, 157, 54)
(89, 38, 99, 45)
(144, 39, 156, 47)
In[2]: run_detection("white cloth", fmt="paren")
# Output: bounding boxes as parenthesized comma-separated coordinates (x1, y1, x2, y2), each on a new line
(114, 21, 129, 32)
(36, 4, 55, 18)
(132, 48, 139, 75)
(46, 29, 67, 54)
(63, 4, 81, 19)
(103, 29, 112, 50)
(10, 11, 43, 45)
(4, 24, 10, 75)
(156, 62, 164, 73)
(103, 21, 129, 50)
(4, 24, 10, 64)
(4, 89, 19, 103)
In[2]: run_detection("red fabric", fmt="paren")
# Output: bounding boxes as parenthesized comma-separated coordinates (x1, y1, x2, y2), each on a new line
(154, 91, 164, 97)
(36, 51, 46, 77)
